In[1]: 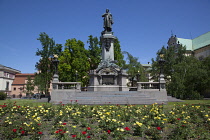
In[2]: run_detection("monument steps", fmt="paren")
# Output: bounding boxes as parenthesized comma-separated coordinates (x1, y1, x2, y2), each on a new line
(60, 91, 160, 105)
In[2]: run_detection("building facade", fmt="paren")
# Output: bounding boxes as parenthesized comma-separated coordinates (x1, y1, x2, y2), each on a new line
(0, 64, 21, 95)
(11, 73, 36, 98)
(167, 31, 210, 59)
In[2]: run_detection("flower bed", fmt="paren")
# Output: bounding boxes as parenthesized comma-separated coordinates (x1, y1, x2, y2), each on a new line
(0, 101, 209, 139)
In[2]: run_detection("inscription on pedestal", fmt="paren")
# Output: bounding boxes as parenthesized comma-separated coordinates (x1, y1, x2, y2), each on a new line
(102, 75, 114, 85)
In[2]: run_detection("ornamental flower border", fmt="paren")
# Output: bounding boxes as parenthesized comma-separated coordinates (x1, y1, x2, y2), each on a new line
(0, 101, 209, 139)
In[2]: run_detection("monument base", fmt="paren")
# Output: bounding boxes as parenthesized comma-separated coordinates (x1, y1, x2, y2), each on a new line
(88, 68, 128, 92)
(87, 85, 128, 92)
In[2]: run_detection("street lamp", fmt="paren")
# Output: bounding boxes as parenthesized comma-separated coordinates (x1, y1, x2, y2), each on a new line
(75, 70, 78, 82)
(52, 54, 59, 75)
(136, 70, 140, 82)
(158, 51, 166, 91)
(52, 54, 59, 84)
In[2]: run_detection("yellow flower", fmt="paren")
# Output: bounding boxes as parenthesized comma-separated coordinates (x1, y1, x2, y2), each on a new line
(182, 120, 187, 124)
(72, 126, 77, 128)
(136, 121, 143, 127)
(205, 114, 208, 117)
(112, 119, 117, 122)
(9, 122, 12, 124)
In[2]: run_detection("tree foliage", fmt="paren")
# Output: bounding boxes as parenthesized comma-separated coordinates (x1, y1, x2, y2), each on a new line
(123, 51, 147, 86)
(114, 38, 125, 68)
(24, 76, 34, 97)
(87, 35, 101, 70)
(151, 44, 210, 99)
(35, 32, 62, 95)
(167, 56, 208, 99)
(58, 38, 90, 87)
(33, 73, 45, 94)
(150, 45, 187, 82)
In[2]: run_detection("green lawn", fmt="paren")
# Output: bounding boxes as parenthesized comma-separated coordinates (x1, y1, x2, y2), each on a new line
(0, 99, 50, 106)
(0, 98, 209, 109)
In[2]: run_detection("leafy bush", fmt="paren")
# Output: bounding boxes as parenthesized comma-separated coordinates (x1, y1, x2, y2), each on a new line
(0, 92, 7, 100)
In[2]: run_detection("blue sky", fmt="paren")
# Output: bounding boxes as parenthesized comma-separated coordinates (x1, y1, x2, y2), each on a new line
(0, 0, 210, 73)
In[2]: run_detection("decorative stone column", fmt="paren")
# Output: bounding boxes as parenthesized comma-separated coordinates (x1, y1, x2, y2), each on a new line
(100, 32, 116, 61)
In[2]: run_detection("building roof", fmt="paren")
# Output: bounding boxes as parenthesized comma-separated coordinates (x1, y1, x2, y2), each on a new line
(12, 73, 35, 85)
(176, 31, 210, 51)
(192, 31, 210, 50)
(0, 64, 21, 73)
(177, 38, 193, 50)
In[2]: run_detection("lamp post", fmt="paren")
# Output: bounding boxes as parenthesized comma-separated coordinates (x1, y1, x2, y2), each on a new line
(52, 54, 59, 83)
(158, 51, 166, 91)
(136, 70, 140, 82)
(75, 70, 78, 82)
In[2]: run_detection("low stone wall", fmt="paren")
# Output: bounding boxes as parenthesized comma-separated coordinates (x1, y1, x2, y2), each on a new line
(51, 82, 81, 104)
(140, 89, 168, 102)
(87, 85, 128, 91)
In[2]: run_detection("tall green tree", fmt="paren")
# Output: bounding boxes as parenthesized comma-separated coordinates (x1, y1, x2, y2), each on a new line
(167, 56, 208, 99)
(87, 35, 101, 70)
(123, 51, 147, 86)
(150, 44, 186, 82)
(35, 32, 62, 95)
(114, 38, 125, 68)
(33, 73, 45, 94)
(59, 38, 90, 87)
(25, 76, 34, 97)
(58, 47, 72, 82)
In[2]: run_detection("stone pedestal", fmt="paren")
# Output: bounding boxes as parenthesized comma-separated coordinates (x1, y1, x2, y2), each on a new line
(87, 32, 128, 91)
(101, 32, 115, 61)
(159, 74, 166, 90)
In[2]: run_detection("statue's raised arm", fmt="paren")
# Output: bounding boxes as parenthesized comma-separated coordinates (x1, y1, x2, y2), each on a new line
(102, 9, 114, 32)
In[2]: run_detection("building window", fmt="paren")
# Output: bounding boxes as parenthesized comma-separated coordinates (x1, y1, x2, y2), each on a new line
(14, 87, 16, 91)
(6, 82, 9, 91)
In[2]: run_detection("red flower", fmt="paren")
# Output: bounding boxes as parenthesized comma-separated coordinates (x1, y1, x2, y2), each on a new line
(72, 135, 76, 138)
(107, 130, 111, 134)
(55, 130, 59, 134)
(124, 127, 130, 131)
(156, 127, 161, 130)
(13, 129, 17, 132)
(87, 127, 91, 130)
(82, 131, 87, 135)
(38, 132, 43, 134)
(21, 131, 25, 134)
(38, 123, 41, 125)
(63, 123, 67, 125)
(87, 136, 91, 138)
(19, 127, 23, 130)
(59, 129, 63, 132)
(177, 118, 181, 120)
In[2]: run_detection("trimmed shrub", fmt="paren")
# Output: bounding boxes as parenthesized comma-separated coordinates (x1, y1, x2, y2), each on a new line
(0, 92, 7, 100)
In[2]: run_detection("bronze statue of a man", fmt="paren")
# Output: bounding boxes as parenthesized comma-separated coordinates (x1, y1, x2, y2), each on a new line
(102, 9, 114, 32)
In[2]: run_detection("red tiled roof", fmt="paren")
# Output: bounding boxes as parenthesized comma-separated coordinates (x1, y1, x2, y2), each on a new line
(12, 73, 35, 85)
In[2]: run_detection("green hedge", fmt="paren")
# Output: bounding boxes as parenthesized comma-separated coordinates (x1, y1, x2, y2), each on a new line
(0, 92, 7, 100)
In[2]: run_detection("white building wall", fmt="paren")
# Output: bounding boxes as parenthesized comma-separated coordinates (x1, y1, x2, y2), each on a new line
(0, 78, 3, 90)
